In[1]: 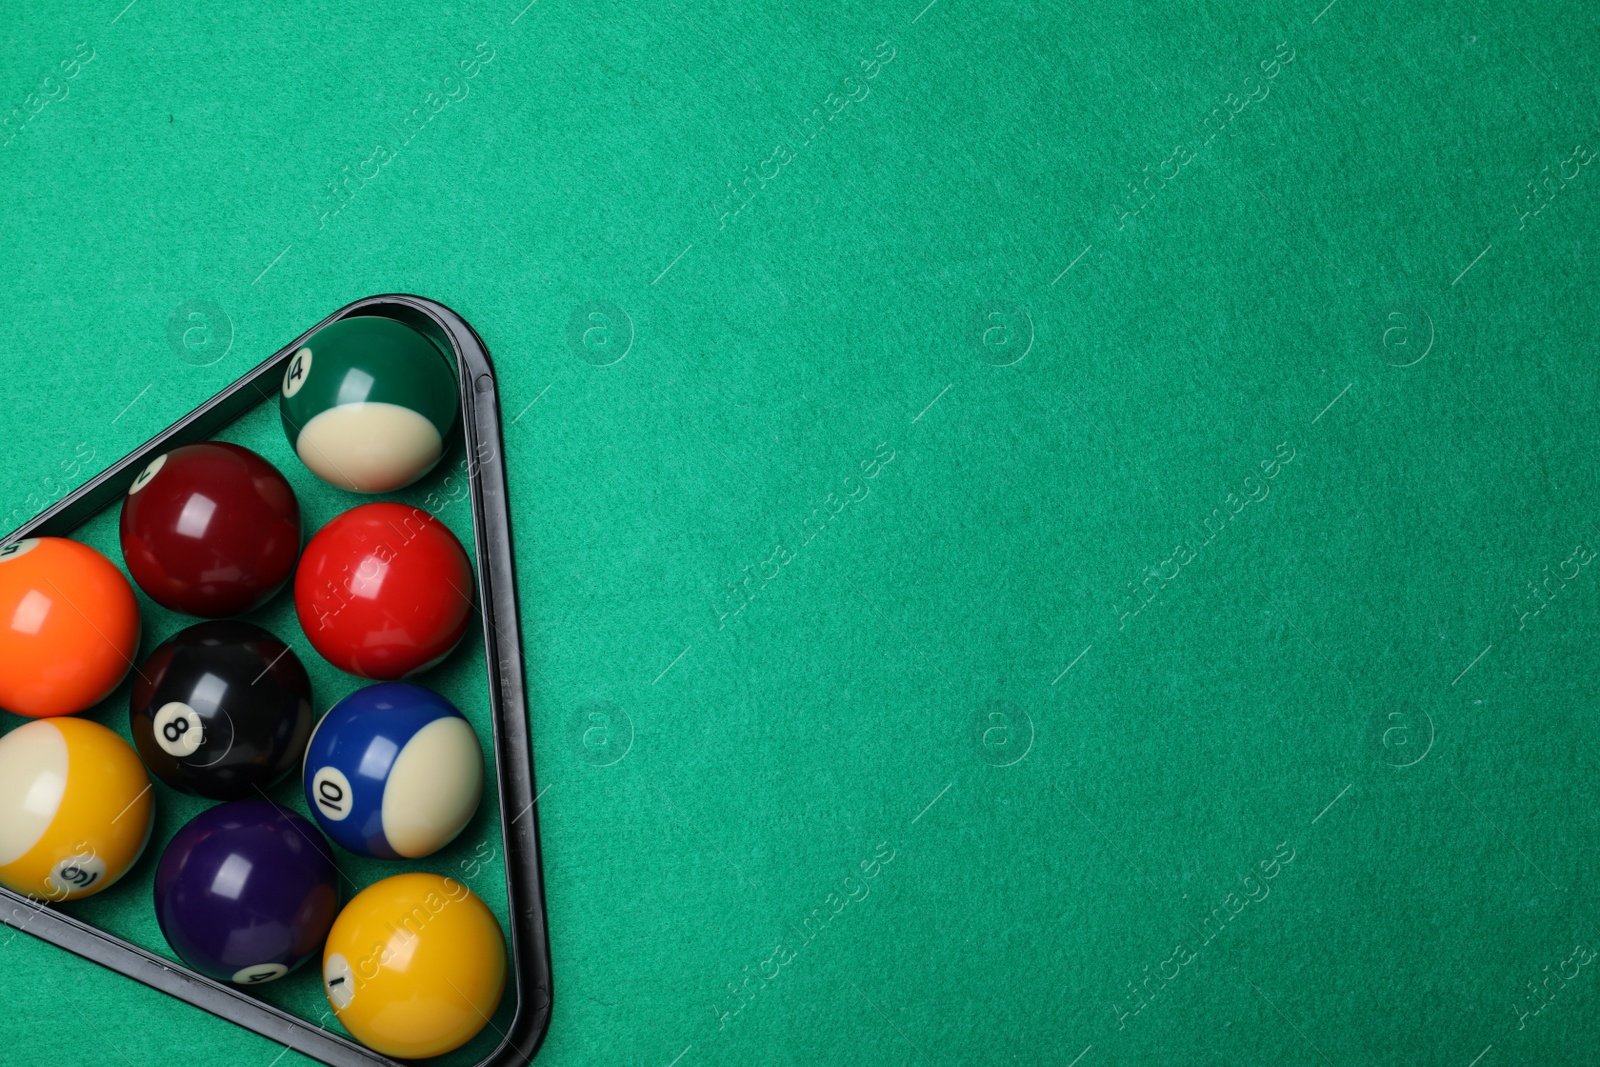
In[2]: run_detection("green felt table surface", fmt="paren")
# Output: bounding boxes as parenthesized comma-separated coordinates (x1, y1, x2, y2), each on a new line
(3, 0, 1599, 1065)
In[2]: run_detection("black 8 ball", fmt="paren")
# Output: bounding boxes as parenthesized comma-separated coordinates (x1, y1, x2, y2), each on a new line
(130, 622, 314, 800)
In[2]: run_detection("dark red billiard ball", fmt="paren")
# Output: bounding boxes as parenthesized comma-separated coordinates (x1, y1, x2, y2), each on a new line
(294, 503, 474, 679)
(120, 442, 300, 618)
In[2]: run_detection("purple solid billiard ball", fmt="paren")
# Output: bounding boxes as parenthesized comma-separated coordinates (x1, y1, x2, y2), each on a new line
(154, 800, 339, 986)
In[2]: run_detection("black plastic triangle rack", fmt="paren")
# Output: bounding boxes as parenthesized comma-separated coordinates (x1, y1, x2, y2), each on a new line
(0, 295, 553, 1066)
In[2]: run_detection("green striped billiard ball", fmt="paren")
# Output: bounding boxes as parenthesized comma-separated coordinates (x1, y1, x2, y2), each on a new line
(279, 316, 458, 493)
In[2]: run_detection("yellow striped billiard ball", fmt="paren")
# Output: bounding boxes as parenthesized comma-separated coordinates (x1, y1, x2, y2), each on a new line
(0, 718, 154, 901)
(322, 873, 506, 1059)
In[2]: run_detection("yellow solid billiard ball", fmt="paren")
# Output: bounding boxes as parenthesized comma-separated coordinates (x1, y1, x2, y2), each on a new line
(0, 718, 155, 901)
(322, 872, 507, 1059)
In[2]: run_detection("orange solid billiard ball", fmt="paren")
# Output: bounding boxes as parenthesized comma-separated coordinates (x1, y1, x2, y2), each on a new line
(0, 538, 140, 718)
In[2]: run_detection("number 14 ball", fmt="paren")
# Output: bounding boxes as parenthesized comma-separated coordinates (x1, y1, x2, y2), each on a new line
(280, 316, 458, 494)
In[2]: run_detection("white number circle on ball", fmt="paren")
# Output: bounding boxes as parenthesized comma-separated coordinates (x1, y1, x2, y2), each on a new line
(282, 347, 313, 398)
(311, 767, 354, 821)
(233, 963, 288, 985)
(153, 701, 205, 757)
(47, 853, 106, 898)
(0, 539, 40, 563)
(128, 453, 167, 495)
(324, 953, 355, 1009)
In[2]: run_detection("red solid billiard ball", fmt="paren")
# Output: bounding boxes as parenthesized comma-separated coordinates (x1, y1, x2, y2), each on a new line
(120, 442, 301, 618)
(294, 503, 474, 679)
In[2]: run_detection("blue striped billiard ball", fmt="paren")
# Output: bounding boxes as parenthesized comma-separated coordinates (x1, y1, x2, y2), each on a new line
(303, 683, 483, 859)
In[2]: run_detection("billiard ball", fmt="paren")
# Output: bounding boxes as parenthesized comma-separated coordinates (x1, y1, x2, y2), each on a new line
(0, 537, 140, 718)
(279, 315, 458, 493)
(294, 503, 475, 679)
(129, 621, 314, 800)
(154, 800, 339, 985)
(0, 717, 154, 901)
(119, 442, 300, 617)
(304, 683, 483, 859)
(322, 873, 506, 1058)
